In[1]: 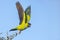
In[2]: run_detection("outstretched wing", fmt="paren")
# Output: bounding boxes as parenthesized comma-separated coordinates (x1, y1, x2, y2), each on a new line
(16, 2, 24, 24)
(25, 6, 31, 22)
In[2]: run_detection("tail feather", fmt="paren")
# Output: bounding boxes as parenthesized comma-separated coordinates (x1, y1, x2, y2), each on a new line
(10, 28, 17, 31)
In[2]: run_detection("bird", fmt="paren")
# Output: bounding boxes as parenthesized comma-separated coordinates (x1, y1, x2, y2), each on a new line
(10, 1, 31, 34)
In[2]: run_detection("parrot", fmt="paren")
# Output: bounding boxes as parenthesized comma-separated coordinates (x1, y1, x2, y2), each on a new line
(10, 1, 31, 34)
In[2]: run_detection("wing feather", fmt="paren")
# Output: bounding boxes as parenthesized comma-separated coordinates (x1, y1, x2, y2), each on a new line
(16, 2, 24, 24)
(25, 6, 31, 22)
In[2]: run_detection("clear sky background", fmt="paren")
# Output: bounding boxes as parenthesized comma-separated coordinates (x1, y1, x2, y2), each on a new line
(0, 0, 60, 40)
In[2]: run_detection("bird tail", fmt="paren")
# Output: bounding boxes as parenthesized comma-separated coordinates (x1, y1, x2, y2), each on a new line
(10, 28, 17, 31)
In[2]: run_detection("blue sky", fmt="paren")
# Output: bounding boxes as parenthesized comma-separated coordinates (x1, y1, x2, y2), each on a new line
(0, 0, 60, 40)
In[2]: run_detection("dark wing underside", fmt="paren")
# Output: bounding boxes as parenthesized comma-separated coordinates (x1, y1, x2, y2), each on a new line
(25, 6, 31, 23)
(16, 2, 24, 24)
(25, 6, 31, 17)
